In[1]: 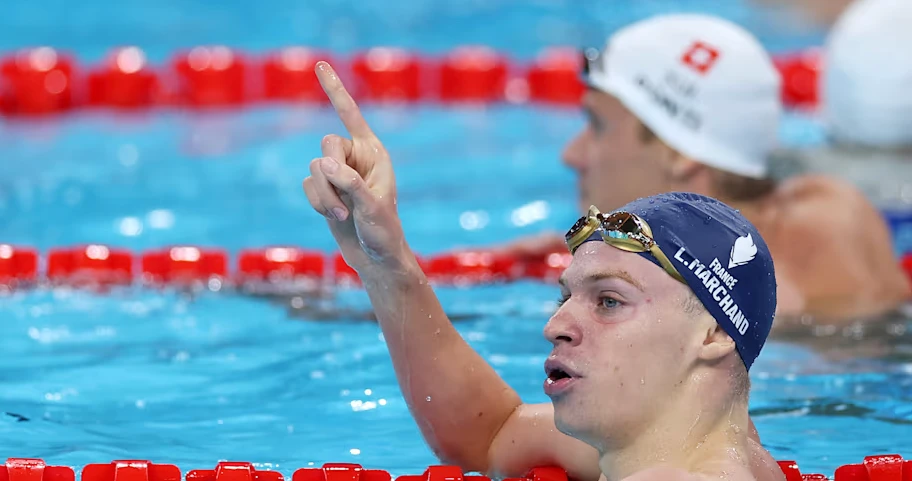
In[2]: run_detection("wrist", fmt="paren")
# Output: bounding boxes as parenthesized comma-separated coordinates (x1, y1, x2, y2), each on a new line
(358, 243, 427, 286)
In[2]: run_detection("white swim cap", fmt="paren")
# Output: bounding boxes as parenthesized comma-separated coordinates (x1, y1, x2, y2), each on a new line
(584, 14, 782, 179)
(823, 0, 912, 148)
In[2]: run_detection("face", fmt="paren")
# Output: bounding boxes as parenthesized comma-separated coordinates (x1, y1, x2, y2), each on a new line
(542, 240, 708, 449)
(561, 89, 676, 214)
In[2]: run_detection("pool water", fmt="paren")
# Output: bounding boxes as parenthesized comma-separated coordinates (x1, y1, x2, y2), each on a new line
(1, 0, 911, 477)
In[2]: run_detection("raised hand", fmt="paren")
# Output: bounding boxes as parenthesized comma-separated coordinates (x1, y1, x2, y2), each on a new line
(303, 61, 410, 275)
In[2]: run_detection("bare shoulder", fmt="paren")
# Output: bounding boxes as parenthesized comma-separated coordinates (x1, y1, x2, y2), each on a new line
(777, 174, 875, 221)
(774, 174, 892, 249)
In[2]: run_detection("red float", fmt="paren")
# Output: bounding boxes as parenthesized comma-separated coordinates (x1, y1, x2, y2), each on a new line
(773, 49, 821, 111)
(834, 454, 910, 480)
(0, 458, 74, 481)
(439, 46, 508, 102)
(237, 246, 325, 282)
(172, 46, 248, 107)
(351, 48, 422, 102)
(87, 47, 159, 108)
(0, 47, 75, 115)
(901, 254, 912, 286)
(186, 462, 280, 481)
(82, 461, 180, 481)
(526, 47, 584, 105)
(141, 246, 228, 287)
(503, 467, 567, 481)
(0, 244, 38, 288)
(520, 251, 572, 282)
(263, 47, 329, 102)
(46, 245, 134, 286)
(397, 466, 487, 481)
(425, 251, 519, 285)
(293, 463, 390, 481)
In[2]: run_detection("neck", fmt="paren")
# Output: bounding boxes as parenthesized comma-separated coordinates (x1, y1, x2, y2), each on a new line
(595, 371, 751, 481)
(709, 191, 777, 231)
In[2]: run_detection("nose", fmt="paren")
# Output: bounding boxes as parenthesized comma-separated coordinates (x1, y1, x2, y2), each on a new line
(561, 128, 588, 170)
(543, 304, 583, 347)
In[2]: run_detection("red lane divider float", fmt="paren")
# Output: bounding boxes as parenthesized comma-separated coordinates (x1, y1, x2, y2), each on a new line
(902, 254, 912, 287)
(0, 244, 908, 294)
(87, 47, 160, 108)
(0, 243, 574, 291)
(82, 461, 181, 481)
(773, 48, 822, 111)
(0, 45, 823, 115)
(2, 456, 911, 481)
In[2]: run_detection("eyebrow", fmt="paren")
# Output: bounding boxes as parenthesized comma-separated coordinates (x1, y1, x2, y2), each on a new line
(559, 270, 646, 292)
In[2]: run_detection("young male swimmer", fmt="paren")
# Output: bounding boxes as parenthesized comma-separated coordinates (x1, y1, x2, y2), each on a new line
(302, 58, 787, 481)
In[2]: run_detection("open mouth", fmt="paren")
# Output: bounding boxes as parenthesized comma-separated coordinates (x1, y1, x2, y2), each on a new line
(547, 367, 572, 383)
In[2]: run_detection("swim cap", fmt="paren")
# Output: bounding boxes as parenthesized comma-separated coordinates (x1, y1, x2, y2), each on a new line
(823, 0, 912, 148)
(579, 192, 777, 370)
(584, 14, 782, 179)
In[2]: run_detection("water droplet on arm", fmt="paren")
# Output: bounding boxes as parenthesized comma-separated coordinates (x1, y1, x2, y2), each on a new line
(426, 396, 432, 402)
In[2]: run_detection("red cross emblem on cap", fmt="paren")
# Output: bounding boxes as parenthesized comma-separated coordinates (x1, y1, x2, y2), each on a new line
(681, 41, 720, 75)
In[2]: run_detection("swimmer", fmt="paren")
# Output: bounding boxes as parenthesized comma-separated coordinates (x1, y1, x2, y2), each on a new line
(772, 0, 912, 264)
(303, 61, 785, 481)
(462, 14, 910, 327)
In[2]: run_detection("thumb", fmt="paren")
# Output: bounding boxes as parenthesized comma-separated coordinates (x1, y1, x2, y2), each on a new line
(319, 156, 375, 214)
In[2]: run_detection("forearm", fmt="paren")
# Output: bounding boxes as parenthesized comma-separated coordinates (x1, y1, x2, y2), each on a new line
(359, 250, 522, 471)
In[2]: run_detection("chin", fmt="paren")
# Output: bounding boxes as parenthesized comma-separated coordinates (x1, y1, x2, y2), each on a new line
(552, 408, 600, 449)
(552, 400, 584, 436)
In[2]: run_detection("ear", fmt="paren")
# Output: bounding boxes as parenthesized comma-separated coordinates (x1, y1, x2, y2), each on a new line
(698, 325, 738, 363)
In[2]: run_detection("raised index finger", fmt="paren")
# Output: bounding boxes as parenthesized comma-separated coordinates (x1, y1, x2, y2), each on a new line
(315, 61, 375, 140)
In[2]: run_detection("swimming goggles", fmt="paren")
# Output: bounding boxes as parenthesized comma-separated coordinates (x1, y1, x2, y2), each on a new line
(565, 205, 686, 284)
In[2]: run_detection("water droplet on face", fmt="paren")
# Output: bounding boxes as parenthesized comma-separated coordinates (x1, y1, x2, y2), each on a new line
(425, 396, 432, 402)
(640, 378, 645, 385)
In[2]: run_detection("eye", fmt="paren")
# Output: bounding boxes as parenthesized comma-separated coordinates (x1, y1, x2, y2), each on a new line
(587, 112, 601, 132)
(600, 296, 620, 310)
(556, 295, 570, 307)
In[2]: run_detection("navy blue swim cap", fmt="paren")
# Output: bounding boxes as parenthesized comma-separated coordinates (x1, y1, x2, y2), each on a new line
(578, 192, 777, 370)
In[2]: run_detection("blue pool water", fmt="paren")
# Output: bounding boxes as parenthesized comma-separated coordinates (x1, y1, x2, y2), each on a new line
(1, 0, 911, 478)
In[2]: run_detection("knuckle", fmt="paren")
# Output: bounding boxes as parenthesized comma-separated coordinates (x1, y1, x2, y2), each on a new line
(345, 174, 365, 193)
(322, 134, 340, 146)
(308, 158, 323, 175)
